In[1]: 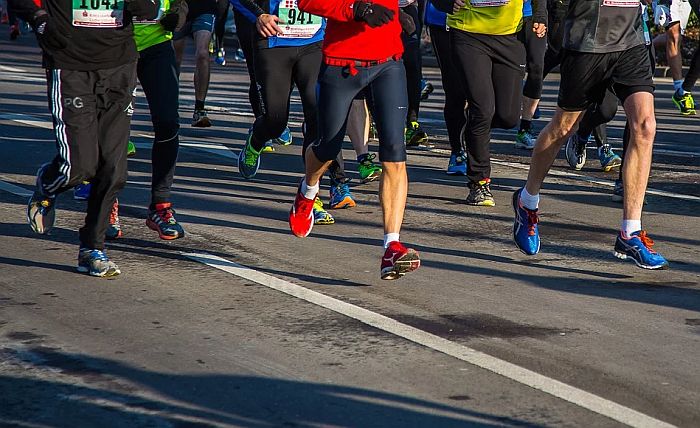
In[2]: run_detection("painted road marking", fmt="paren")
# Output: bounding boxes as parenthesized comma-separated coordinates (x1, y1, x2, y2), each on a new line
(183, 251, 675, 428)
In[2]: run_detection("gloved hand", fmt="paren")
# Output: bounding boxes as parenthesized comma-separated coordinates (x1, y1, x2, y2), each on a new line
(160, 12, 179, 31)
(33, 12, 68, 52)
(353, 1, 394, 28)
(125, 0, 159, 21)
(398, 9, 416, 35)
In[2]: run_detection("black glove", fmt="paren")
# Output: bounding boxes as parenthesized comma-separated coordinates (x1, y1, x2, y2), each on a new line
(125, 0, 159, 21)
(398, 9, 416, 35)
(33, 12, 68, 52)
(160, 13, 179, 32)
(353, 1, 394, 28)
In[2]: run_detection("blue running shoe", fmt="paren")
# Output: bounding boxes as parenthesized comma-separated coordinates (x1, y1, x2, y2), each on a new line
(614, 231, 669, 270)
(275, 126, 292, 146)
(598, 144, 622, 172)
(533, 106, 541, 120)
(446, 151, 467, 176)
(512, 188, 540, 255)
(329, 182, 356, 209)
(73, 181, 92, 200)
(77, 248, 121, 277)
(238, 131, 262, 179)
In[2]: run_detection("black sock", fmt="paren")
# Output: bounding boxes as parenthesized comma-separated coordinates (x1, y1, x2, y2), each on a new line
(195, 100, 205, 111)
(519, 119, 532, 132)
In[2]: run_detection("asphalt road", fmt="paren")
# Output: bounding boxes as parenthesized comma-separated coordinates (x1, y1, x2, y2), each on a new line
(1, 35, 699, 428)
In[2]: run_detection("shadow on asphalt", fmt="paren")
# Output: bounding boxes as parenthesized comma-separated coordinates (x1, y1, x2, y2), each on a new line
(0, 347, 539, 428)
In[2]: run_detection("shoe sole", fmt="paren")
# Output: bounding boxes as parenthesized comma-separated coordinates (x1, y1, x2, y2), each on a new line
(77, 265, 121, 277)
(512, 190, 540, 256)
(601, 160, 622, 172)
(515, 142, 535, 150)
(406, 136, 428, 147)
(146, 220, 184, 240)
(446, 170, 467, 176)
(466, 200, 495, 207)
(381, 250, 421, 280)
(360, 172, 382, 183)
(330, 198, 356, 209)
(192, 118, 212, 128)
(672, 99, 696, 115)
(105, 230, 122, 240)
(613, 251, 669, 270)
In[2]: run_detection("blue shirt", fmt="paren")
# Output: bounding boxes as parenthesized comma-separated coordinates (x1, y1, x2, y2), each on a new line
(523, 0, 532, 18)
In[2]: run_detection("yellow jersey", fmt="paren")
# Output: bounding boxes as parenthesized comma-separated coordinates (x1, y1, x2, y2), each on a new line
(447, 0, 525, 35)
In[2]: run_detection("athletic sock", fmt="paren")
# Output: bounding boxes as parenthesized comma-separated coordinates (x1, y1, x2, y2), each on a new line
(300, 178, 319, 200)
(384, 233, 400, 249)
(195, 99, 205, 111)
(520, 187, 540, 210)
(673, 80, 685, 95)
(621, 220, 642, 239)
(519, 119, 532, 132)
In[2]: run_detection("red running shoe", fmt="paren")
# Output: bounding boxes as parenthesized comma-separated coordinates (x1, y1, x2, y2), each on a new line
(289, 183, 315, 238)
(380, 241, 420, 280)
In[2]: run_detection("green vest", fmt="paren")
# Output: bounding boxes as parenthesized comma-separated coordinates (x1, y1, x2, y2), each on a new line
(447, 0, 524, 35)
(134, 0, 172, 52)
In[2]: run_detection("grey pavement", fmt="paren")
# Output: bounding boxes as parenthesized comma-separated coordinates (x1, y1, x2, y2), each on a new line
(0, 35, 699, 428)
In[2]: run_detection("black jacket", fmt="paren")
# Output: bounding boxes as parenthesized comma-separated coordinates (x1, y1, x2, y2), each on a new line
(9, 0, 159, 70)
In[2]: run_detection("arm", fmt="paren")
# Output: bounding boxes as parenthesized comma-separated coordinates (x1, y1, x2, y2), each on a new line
(229, 0, 258, 23)
(126, 0, 160, 21)
(297, 0, 356, 21)
(238, 0, 265, 17)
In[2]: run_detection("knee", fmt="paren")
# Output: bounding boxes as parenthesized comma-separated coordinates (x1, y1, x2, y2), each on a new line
(493, 109, 520, 130)
(153, 120, 180, 143)
(629, 116, 656, 143)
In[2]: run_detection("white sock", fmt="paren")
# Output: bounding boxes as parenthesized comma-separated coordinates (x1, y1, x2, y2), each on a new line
(519, 188, 539, 210)
(673, 80, 685, 94)
(384, 233, 400, 249)
(621, 220, 642, 238)
(300, 179, 319, 200)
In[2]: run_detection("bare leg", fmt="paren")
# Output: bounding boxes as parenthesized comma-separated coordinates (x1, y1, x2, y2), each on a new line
(304, 145, 333, 187)
(666, 24, 683, 82)
(521, 96, 540, 121)
(193, 30, 212, 104)
(621, 92, 655, 221)
(525, 108, 584, 195)
(379, 161, 408, 234)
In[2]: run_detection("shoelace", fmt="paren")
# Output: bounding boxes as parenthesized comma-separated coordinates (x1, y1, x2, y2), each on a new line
(244, 145, 259, 166)
(360, 153, 377, 166)
(156, 207, 176, 224)
(86, 249, 108, 262)
(637, 230, 657, 253)
(526, 209, 539, 236)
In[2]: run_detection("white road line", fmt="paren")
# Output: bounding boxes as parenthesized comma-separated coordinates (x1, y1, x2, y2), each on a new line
(184, 251, 675, 428)
(424, 147, 700, 203)
(0, 65, 26, 73)
(0, 180, 33, 198)
(0, 113, 53, 130)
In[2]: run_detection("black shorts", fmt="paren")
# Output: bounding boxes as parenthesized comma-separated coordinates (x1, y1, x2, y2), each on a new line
(558, 44, 654, 111)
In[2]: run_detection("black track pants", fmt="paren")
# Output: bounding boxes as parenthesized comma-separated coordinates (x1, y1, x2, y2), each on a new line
(451, 30, 524, 183)
(40, 62, 136, 250)
(430, 25, 467, 155)
(137, 41, 180, 206)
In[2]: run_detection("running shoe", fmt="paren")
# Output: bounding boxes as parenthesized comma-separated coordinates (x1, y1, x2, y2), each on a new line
(598, 144, 622, 172)
(289, 182, 315, 238)
(512, 188, 540, 255)
(612, 179, 624, 202)
(27, 168, 56, 234)
(146, 202, 185, 240)
(127, 140, 136, 157)
(261, 142, 275, 153)
(405, 121, 428, 147)
(238, 132, 262, 179)
(613, 230, 669, 270)
(234, 48, 245, 61)
(73, 181, 92, 201)
(357, 153, 382, 183)
(215, 47, 226, 66)
(275, 126, 293, 146)
(77, 248, 121, 277)
(515, 129, 536, 150)
(380, 241, 420, 280)
(329, 182, 356, 209)
(313, 197, 335, 225)
(565, 133, 587, 170)
(672, 90, 696, 115)
(446, 151, 467, 176)
(466, 179, 495, 206)
(192, 109, 212, 127)
(420, 80, 434, 101)
(105, 199, 122, 240)
(9, 24, 19, 40)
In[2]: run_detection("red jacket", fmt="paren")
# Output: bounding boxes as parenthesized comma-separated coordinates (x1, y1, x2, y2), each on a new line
(298, 0, 402, 62)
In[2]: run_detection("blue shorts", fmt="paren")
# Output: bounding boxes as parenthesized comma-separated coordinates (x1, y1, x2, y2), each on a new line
(173, 13, 215, 40)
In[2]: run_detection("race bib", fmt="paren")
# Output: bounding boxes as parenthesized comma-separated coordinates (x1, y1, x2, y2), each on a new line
(602, 0, 641, 7)
(278, 0, 322, 39)
(469, 0, 510, 7)
(73, 0, 125, 28)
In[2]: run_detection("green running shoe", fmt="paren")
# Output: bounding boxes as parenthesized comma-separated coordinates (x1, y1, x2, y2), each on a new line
(357, 153, 382, 183)
(127, 140, 136, 157)
(672, 90, 696, 115)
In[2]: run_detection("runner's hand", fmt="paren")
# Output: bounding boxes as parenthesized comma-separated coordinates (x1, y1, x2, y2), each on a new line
(159, 13, 179, 32)
(353, 1, 394, 28)
(257, 14, 282, 37)
(398, 9, 416, 35)
(452, 0, 465, 13)
(32, 12, 68, 52)
(533, 22, 547, 38)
